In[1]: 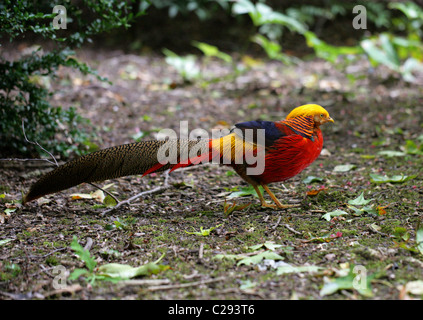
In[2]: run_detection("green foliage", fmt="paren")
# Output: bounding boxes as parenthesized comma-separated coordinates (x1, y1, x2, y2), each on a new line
(192, 41, 232, 63)
(251, 34, 294, 64)
(163, 48, 201, 82)
(69, 236, 168, 284)
(0, 0, 144, 156)
(70, 236, 97, 272)
(320, 265, 375, 297)
(361, 33, 423, 82)
(232, 0, 306, 33)
(230, 0, 423, 82)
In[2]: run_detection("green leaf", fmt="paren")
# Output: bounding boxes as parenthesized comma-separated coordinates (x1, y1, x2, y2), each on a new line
(239, 279, 257, 290)
(97, 253, 168, 279)
(348, 204, 377, 216)
(4, 208, 16, 215)
(234, 1, 306, 33)
(333, 164, 356, 172)
(361, 36, 400, 71)
(227, 185, 264, 199)
(97, 262, 167, 279)
(163, 48, 200, 82)
(304, 31, 362, 63)
(185, 224, 223, 236)
(237, 251, 284, 266)
(68, 268, 89, 281)
(70, 236, 97, 272)
(370, 173, 417, 184)
(321, 210, 348, 221)
(103, 195, 117, 207)
(389, 2, 423, 20)
(192, 41, 232, 63)
(213, 254, 242, 261)
(320, 266, 373, 297)
(248, 242, 282, 251)
(348, 192, 374, 206)
(405, 140, 423, 155)
(377, 150, 406, 157)
(416, 227, 423, 256)
(276, 264, 322, 275)
(251, 34, 294, 64)
(0, 239, 13, 246)
(302, 176, 324, 184)
(232, 0, 256, 15)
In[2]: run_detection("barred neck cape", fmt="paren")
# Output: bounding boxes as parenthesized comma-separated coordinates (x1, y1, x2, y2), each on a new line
(282, 116, 315, 140)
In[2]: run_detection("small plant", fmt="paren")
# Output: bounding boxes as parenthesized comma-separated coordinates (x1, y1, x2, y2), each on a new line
(223, 200, 250, 217)
(0, 0, 145, 156)
(185, 224, 223, 236)
(163, 48, 201, 83)
(68, 236, 168, 284)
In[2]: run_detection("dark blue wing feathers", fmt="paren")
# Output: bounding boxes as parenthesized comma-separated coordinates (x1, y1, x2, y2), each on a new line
(233, 120, 285, 147)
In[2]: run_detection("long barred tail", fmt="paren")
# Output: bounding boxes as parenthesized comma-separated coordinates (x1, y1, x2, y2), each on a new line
(23, 139, 211, 204)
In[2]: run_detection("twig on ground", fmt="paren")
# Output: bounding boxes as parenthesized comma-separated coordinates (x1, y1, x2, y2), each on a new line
(117, 279, 171, 286)
(272, 215, 282, 230)
(100, 170, 171, 215)
(147, 276, 226, 291)
(283, 223, 302, 235)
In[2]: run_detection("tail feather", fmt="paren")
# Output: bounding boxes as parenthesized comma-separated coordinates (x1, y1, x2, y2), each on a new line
(23, 139, 210, 204)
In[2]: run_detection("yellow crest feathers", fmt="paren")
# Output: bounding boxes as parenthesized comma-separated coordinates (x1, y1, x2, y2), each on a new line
(286, 104, 330, 119)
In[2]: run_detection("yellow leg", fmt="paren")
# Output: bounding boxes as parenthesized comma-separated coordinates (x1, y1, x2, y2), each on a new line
(253, 184, 277, 209)
(262, 185, 298, 209)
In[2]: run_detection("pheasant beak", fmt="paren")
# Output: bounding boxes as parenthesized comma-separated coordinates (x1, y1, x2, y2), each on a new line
(325, 116, 334, 123)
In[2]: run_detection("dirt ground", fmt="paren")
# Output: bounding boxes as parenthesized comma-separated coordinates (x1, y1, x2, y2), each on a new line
(1, 46, 422, 301)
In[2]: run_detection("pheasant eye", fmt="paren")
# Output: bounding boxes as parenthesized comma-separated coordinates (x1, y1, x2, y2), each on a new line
(320, 114, 324, 118)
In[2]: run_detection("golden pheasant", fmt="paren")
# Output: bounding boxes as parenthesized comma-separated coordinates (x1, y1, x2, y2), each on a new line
(23, 104, 333, 209)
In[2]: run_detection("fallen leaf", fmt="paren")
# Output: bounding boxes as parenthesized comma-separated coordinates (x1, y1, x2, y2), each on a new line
(248, 242, 282, 251)
(276, 264, 322, 275)
(348, 192, 374, 206)
(237, 251, 284, 266)
(416, 227, 423, 256)
(320, 266, 374, 297)
(370, 173, 417, 184)
(185, 224, 223, 236)
(333, 164, 356, 172)
(377, 206, 387, 215)
(91, 189, 105, 203)
(307, 186, 328, 197)
(404, 280, 423, 295)
(302, 176, 324, 184)
(70, 193, 93, 200)
(321, 210, 348, 221)
(227, 185, 264, 199)
(377, 150, 406, 157)
(97, 261, 169, 279)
